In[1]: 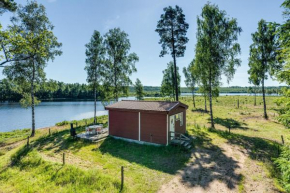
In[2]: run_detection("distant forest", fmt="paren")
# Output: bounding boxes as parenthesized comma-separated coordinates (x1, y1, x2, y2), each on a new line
(0, 79, 285, 102)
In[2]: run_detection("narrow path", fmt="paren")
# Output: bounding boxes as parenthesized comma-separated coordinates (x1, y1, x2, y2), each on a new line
(159, 142, 279, 193)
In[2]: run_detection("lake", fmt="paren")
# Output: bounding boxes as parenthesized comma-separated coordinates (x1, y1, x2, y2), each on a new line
(0, 93, 279, 132)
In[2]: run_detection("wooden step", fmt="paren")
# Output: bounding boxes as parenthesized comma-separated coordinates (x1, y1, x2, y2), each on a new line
(171, 139, 182, 145)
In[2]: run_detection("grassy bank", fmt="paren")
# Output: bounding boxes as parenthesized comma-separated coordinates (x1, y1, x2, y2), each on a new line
(0, 125, 191, 192)
(0, 95, 289, 192)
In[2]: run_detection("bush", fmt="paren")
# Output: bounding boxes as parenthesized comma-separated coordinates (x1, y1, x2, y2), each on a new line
(55, 121, 70, 126)
(275, 145, 290, 192)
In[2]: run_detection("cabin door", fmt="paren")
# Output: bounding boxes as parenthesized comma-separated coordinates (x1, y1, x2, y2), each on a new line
(169, 115, 175, 140)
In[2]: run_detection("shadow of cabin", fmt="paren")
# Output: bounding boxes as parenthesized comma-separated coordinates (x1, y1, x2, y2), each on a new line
(98, 137, 191, 174)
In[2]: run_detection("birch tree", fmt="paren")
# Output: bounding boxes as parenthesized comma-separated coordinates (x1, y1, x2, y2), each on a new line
(3, 1, 62, 137)
(183, 59, 197, 108)
(134, 78, 144, 100)
(85, 30, 105, 124)
(103, 28, 138, 102)
(248, 19, 280, 119)
(161, 61, 180, 99)
(195, 3, 242, 128)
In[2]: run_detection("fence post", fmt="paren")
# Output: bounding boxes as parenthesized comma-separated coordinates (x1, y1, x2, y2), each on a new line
(63, 153, 65, 165)
(121, 166, 124, 190)
(281, 135, 285, 145)
(228, 125, 231, 134)
(49, 128, 51, 136)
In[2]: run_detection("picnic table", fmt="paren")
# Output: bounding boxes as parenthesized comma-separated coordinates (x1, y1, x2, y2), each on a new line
(85, 125, 103, 135)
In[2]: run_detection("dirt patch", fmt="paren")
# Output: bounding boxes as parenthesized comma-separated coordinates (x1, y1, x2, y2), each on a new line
(159, 143, 279, 193)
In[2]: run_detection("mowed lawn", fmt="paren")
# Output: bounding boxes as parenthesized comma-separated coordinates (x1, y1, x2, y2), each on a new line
(0, 95, 289, 192)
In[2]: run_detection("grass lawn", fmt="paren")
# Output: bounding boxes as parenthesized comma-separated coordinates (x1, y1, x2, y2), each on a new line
(0, 95, 289, 192)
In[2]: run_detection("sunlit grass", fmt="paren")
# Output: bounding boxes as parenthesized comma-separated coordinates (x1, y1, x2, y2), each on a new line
(0, 95, 289, 192)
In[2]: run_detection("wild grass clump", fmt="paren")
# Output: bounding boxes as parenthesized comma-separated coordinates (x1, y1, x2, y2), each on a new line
(274, 145, 290, 192)
(55, 120, 70, 126)
(55, 115, 108, 128)
(0, 129, 30, 146)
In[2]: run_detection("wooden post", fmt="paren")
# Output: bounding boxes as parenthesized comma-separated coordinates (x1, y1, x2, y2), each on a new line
(281, 135, 285, 145)
(237, 99, 239, 109)
(49, 128, 51, 136)
(27, 136, 29, 147)
(228, 125, 231, 134)
(121, 166, 124, 190)
(63, 153, 65, 165)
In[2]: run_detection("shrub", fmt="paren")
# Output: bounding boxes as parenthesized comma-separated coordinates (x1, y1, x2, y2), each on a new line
(275, 145, 290, 192)
(55, 121, 70, 126)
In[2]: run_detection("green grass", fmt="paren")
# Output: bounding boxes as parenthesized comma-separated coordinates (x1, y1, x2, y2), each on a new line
(0, 149, 121, 193)
(0, 129, 31, 147)
(0, 123, 191, 193)
(178, 95, 289, 143)
(0, 95, 289, 192)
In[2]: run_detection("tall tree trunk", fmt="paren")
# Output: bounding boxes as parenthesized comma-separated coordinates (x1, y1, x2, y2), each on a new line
(173, 55, 178, 101)
(192, 90, 196, 108)
(204, 94, 207, 112)
(209, 67, 214, 128)
(209, 89, 214, 128)
(262, 78, 268, 119)
(94, 70, 97, 125)
(31, 61, 35, 137)
(171, 24, 178, 101)
(114, 60, 118, 102)
(254, 90, 256, 106)
(94, 84, 97, 125)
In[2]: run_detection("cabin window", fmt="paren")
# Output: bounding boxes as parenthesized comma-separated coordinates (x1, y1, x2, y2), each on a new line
(174, 112, 183, 126)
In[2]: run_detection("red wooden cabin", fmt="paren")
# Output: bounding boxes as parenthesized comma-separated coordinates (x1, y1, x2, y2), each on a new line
(105, 100, 188, 145)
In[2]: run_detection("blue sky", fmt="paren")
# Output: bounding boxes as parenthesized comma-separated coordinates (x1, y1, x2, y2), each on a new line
(0, 0, 286, 87)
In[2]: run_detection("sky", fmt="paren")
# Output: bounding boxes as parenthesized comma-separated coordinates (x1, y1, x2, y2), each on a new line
(0, 0, 287, 87)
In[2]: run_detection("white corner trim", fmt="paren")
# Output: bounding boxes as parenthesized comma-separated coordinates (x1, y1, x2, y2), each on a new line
(139, 112, 141, 141)
(166, 114, 169, 145)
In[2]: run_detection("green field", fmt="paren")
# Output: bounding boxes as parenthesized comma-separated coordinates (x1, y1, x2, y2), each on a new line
(0, 96, 289, 192)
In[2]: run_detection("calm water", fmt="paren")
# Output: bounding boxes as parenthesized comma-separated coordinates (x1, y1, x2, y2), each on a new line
(0, 101, 109, 132)
(0, 93, 279, 132)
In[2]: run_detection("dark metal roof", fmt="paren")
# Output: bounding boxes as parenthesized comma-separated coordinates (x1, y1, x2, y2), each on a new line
(105, 100, 188, 112)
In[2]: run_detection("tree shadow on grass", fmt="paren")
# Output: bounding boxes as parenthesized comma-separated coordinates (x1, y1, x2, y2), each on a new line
(179, 144, 242, 190)
(98, 137, 191, 174)
(208, 128, 279, 162)
(212, 117, 249, 130)
(192, 108, 209, 113)
(32, 127, 92, 153)
(98, 128, 242, 190)
(177, 127, 242, 190)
